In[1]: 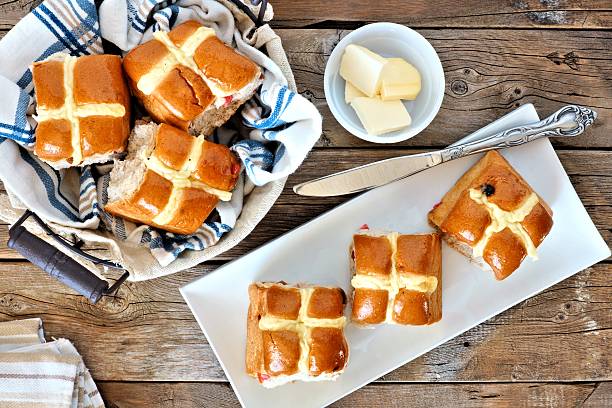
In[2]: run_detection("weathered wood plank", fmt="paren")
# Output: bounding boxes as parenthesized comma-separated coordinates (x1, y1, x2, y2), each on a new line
(270, 0, 612, 29)
(0, 261, 609, 382)
(98, 382, 239, 408)
(97, 381, 608, 407)
(2, 0, 611, 31)
(279, 29, 612, 148)
(0, 150, 608, 260)
(0, 0, 38, 32)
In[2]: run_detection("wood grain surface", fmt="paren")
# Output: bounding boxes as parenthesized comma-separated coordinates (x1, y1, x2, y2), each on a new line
(270, 0, 612, 29)
(0, 0, 610, 407)
(97, 381, 611, 407)
(6, 0, 611, 31)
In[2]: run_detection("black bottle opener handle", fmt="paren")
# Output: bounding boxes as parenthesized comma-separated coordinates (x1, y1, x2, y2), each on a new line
(8, 225, 108, 302)
(7, 210, 129, 304)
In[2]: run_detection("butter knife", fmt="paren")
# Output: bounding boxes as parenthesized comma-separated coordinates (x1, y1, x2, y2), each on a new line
(293, 105, 596, 197)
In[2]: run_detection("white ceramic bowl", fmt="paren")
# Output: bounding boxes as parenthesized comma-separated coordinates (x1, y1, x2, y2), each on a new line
(324, 22, 445, 143)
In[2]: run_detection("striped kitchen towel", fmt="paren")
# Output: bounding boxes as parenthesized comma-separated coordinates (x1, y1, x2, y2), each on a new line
(0, 0, 322, 266)
(0, 318, 104, 408)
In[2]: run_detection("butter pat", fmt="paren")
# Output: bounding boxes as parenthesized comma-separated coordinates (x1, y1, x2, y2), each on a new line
(351, 97, 411, 135)
(380, 58, 421, 101)
(345, 81, 367, 104)
(339, 44, 388, 97)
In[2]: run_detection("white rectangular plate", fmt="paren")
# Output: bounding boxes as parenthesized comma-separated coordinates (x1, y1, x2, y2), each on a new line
(181, 104, 610, 408)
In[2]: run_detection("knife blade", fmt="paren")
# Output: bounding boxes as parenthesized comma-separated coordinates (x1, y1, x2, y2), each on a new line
(293, 105, 596, 197)
(293, 151, 442, 197)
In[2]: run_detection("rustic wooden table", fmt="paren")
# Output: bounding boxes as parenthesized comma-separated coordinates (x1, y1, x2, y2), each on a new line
(1, 0, 611, 406)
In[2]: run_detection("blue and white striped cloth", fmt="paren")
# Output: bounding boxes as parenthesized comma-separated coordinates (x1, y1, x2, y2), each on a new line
(0, 0, 322, 266)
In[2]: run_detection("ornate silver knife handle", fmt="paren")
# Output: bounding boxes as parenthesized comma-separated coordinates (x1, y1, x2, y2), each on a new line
(440, 105, 597, 162)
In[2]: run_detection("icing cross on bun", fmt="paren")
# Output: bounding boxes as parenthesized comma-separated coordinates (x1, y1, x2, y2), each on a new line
(123, 20, 262, 135)
(246, 282, 349, 388)
(32, 53, 130, 169)
(429, 150, 553, 280)
(350, 231, 442, 325)
(104, 122, 240, 235)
